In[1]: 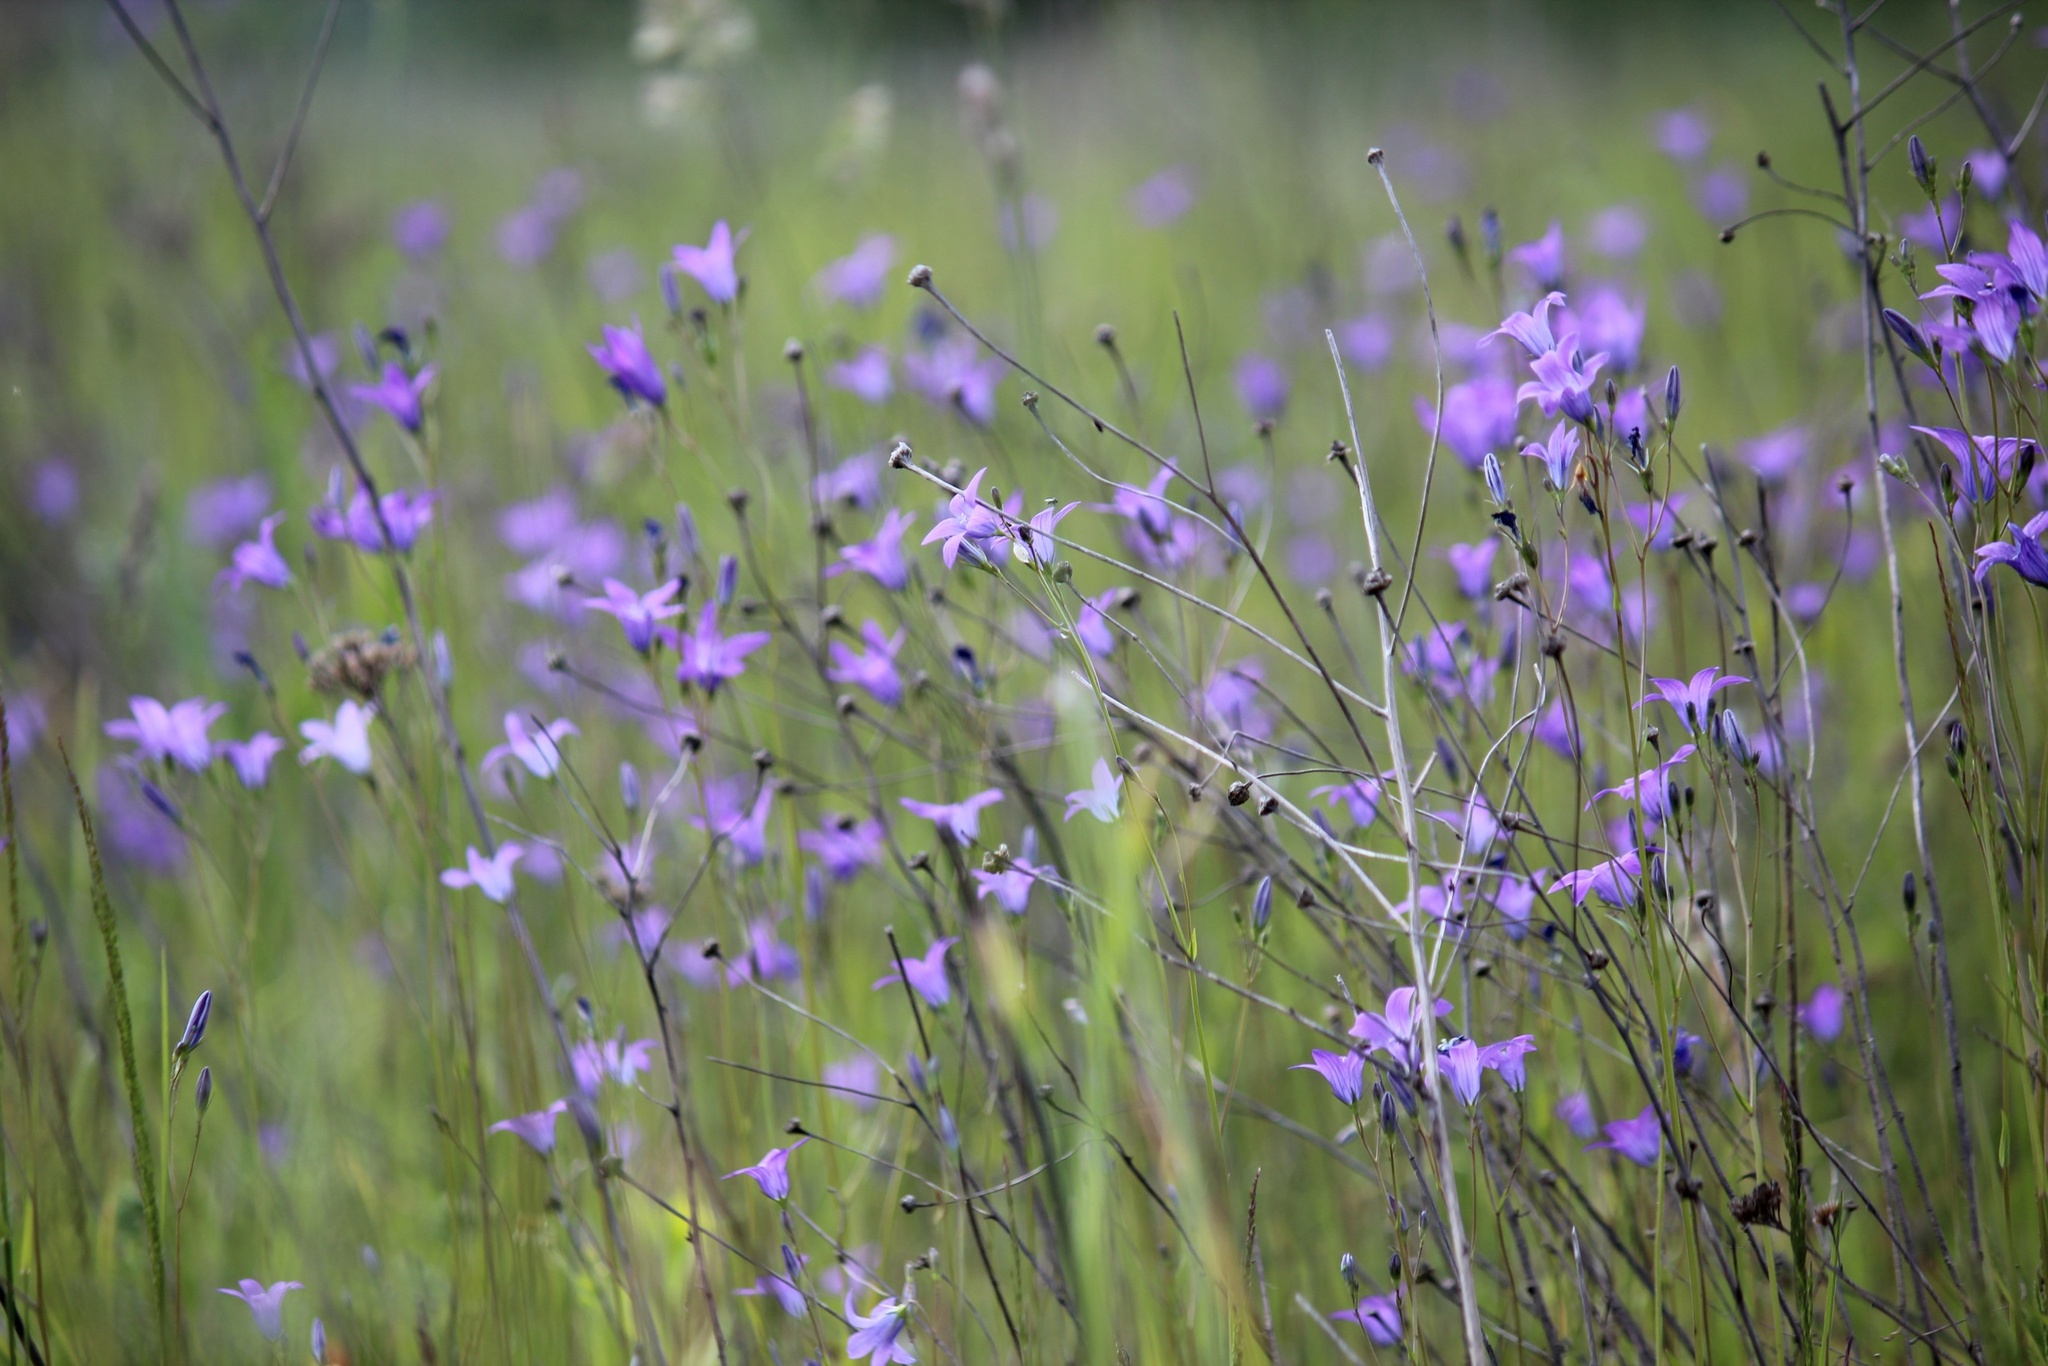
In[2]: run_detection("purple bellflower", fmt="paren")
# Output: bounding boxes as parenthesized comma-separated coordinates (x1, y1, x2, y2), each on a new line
(1524, 420, 1582, 491)
(922, 468, 1006, 569)
(1975, 513, 2048, 588)
(1444, 540, 1498, 600)
(972, 827, 1045, 914)
(875, 937, 959, 1008)
(1291, 1048, 1366, 1105)
(1312, 775, 1382, 828)
(684, 779, 777, 867)
(736, 1266, 809, 1318)
(1349, 985, 1455, 1073)
(1639, 667, 1747, 734)
(571, 1035, 658, 1094)
(1550, 850, 1647, 908)
(845, 1294, 917, 1365)
(673, 603, 772, 694)
(585, 578, 683, 654)
(1556, 1091, 1598, 1139)
(830, 347, 895, 405)
(1440, 1037, 1484, 1105)
(1798, 983, 1847, 1042)
(309, 483, 437, 554)
(725, 1137, 808, 1200)
(1075, 588, 1123, 658)
(828, 621, 907, 707)
(349, 362, 436, 434)
(219, 733, 284, 789)
(218, 513, 292, 592)
(587, 322, 667, 408)
(905, 336, 1005, 426)
(1915, 425, 2043, 511)
(1589, 743, 1697, 824)
(816, 233, 896, 308)
(186, 474, 274, 549)
(816, 452, 884, 510)
(671, 221, 747, 304)
(1519, 336, 1608, 424)
(1064, 757, 1123, 823)
(833, 507, 916, 590)
(441, 844, 524, 904)
(392, 199, 449, 258)
(1480, 1034, 1538, 1090)
(1332, 1290, 1403, 1347)
(1487, 290, 1568, 357)
(106, 696, 225, 772)
(1589, 1104, 1662, 1166)
(1007, 501, 1080, 566)
(1739, 426, 1810, 484)
(489, 1099, 568, 1155)
(218, 1279, 303, 1342)
(901, 789, 1004, 845)
(481, 713, 578, 779)
(1415, 376, 1520, 469)
(1509, 220, 1568, 290)
(801, 815, 887, 881)
(298, 701, 376, 776)
(1235, 353, 1291, 421)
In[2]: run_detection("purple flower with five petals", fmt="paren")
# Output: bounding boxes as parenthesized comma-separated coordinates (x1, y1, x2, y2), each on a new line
(1549, 850, 1647, 907)
(1519, 336, 1607, 424)
(971, 827, 1045, 914)
(1486, 291, 1568, 356)
(671, 221, 747, 304)
(800, 815, 886, 881)
(1064, 757, 1123, 823)
(673, 604, 771, 694)
(1311, 775, 1382, 828)
(1556, 1091, 1598, 1138)
(874, 938, 958, 1007)
(106, 696, 225, 771)
(1798, 983, 1847, 1041)
(1291, 1048, 1366, 1105)
(1415, 376, 1520, 469)
(1075, 587, 1123, 658)
(828, 621, 907, 707)
(1639, 667, 1747, 734)
(845, 1294, 917, 1364)
(1349, 986, 1454, 1073)
(489, 1099, 568, 1155)
(218, 1279, 303, 1342)
(309, 483, 437, 553)
(904, 336, 1004, 426)
(816, 233, 896, 308)
(829, 347, 895, 405)
(349, 362, 436, 433)
(900, 789, 1003, 845)
(584, 578, 683, 654)
(1509, 220, 1568, 290)
(218, 733, 284, 789)
(1588, 1104, 1662, 1166)
(440, 843, 524, 904)
(1444, 540, 1498, 600)
(218, 513, 292, 592)
(1589, 744, 1697, 824)
(1332, 1290, 1403, 1346)
(1975, 512, 2048, 588)
(921, 469, 1006, 569)
(724, 1137, 808, 1200)
(833, 508, 917, 590)
(587, 321, 666, 408)
(481, 714, 578, 779)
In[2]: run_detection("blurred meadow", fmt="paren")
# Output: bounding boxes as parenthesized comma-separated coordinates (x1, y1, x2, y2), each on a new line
(3, 0, 2048, 1362)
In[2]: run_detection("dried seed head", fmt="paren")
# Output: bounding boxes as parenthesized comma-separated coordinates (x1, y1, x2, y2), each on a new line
(907, 263, 933, 289)
(308, 628, 417, 699)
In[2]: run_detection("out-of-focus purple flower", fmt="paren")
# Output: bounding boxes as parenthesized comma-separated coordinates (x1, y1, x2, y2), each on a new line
(1416, 376, 1520, 469)
(27, 459, 80, 525)
(1204, 659, 1271, 742)
(283, 334, 342, 392)
(1128, 165, 1198, 228)
(1349, 985, 1454, 1073)
(587, 247, 643, 303)
(823, 1055, 882, 1109)
(1312, 775, 1382, 828)
(1332, 1290, 1403, 1346)
(106, 696, 225, 771)
(816, 233, 896, 308)
(392, 200, 449, 258)
(219, 733, 283, 789)
(834, 507, 917, 590)
(846, 1294, 916, 1364)
(186, 474, 273, 549)
(1575, 286, 1646, 372)
(1444, 540, 1498, 601)
(1556, 1091, 1597, 1138)
(816, 452, 884, 511)
(1075, 587, 1123, 658)
(588, 321, 667, 408)
(1798, 983, 1847, 1041)
(480, 713, 578, 779)
(1064, 757, 1123, 824)
(1589, 204, 1649, 258)
(1640, 667, 1747, 734)
(1692, 165, 1749, 221)
(1975, 512, 2048, 587)
(905, 336, 1005, 426)
(921, 468, 1007, 569)
(724, 917, 801, 982)
(497, 204, 558, 268)
(1519, 337, 1607, 425)
(829, 347, 895, 405)
(1509, 220, 1568, 290)
(972, 827, 1044, 914)
(1337, 313, 1394, 371)
(489, 1099, 567, 1155)
(505, 520, 629, 618)
(683, 778, 777, 867)
(1590, 743, 1697, 824)
(1736, 425, 1809, 483)
(672, 221, 747, 304)
(736, 1264, 809, 1318)
(1234, 353, 1290, 421)
(298, 701, 376, 776)
(801, 815, 886, 881)
(1672, 1028, 1708, 1078)
(900, 789, 1002, 845)
(571, 1035, 658, 1094)
(1523, 420, 1581, 491)
(1589, 1104, 1662, 1166)
(828, 621, 906, 707)
(875, 937, 958, 1007)
(673, 603, 772, 694)
(349, 363, 436, 434)
(440, 843, 523, 904)
(309, 483, 438, 554)
(1550, 850, 1646, 908)
(1965, 147, 2010, 198)
(1481, 1034, 1538, 1090)
(1291, 1047, 1366, 1105)
(1655, 107, 1712, 162)
(585, 578, 683, 654)
(998, 193, 1058, 253)
(218, 513, 292, 593)
(498, 487, 580, 556)
(218, 1279, 303, 1342)
(99, 763, 185, 873)
(1900, 196, 1962, 253)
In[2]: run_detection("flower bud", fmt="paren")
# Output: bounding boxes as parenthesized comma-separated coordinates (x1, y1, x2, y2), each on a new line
(1252, 875, 1274, 932)
(660, 263, 683, 318)
(195, 1065, 213, 1116)
(1883, 308, 1933, 364)
(311, 1316, 326, 1364)
(1379, 1090, 1398, 1132)
(1908, 135, 1933, 191)
(1902, 872, 1918, 915)
(620, 761, 641, 814)
(176, 989, 213, 1056)
(1388, 1251, 1403, 1281)
(1664, 365, 1682, 426)
(1340, 1251, 1362, 1298)
(1479, 207, 1502, 267)
(1482, 452, 1508, 507)
(937, 1104, 960, 1151)
(716, 554, 739, 607)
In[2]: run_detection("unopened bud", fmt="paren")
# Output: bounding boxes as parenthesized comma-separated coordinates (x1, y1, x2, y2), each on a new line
(1252, 876, 1274, 932)
(195, 1065, 213, 1115)
(176, 989, 213, 1056)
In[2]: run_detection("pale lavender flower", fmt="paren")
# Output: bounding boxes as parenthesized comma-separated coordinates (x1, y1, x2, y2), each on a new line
(920, 468, 1006, 569)
(1589, 204, 1648, 258)
(874, 937, 958, 1007)
(1914, 426, 2041, 511)
(816, 233, 896, 307)
(904, 336, 1005, 426)
(587, 321, 667, 408)
(900, 789, 1003, 845)
(106, 696, 225, 771)
(1639, 667, 1747, 734)
(489, 1099, 567, 1155)
(1550, 850, 1646, 908)
(1349, 985, 1454, 1073)
(587, 246, 643, 303)
(1519, 337, 1607, 424)
(1440, 1037, 1484, 1105)
(683, 779, 777, 867)
(1509, 220, 1568, 290)
(298, 701, 376, 776)
(845, 1294, 917, 1364)
(1555, 1090, 1597, 1139)
(571, 1035, 658, 1094)
(816, 452, 884, 510)
(308, 483, 438, 553)
(1575, 286, 1646, 372)
(971, 827, 1044, 914)
(726, 916, 802, 982)
(1798, 983, 1847, 1042)
(1416, 376, 1520, 468)
(219, 733, 284, 789)
(1444, 540, 1498, 600)
(1588, 1104, 1662, 1166)
(1005, 500, 1079, 567)
(480, 713, 578, 779)
(349, 362, 436, 434)
(1692, 165, 1749, 220)
(1337, 313, 1394, 371)
(584, 578, 683, 654)
(186, 474, 274, 549)
(1965, 146, 2010, 198)
(1075, 588, 1122, 658)
(499, 205, 559, 266)
(833, 507, 917, 590)
(673, 603, 771, 694)
(800, 815, 886, 881)
(1291, 1048, 1366, 1105)
(1311, 776, 1381, 828)
(392, 199, 450, 258)
(1064, 757, 1122, 823)
(735, 1265, 809, 1318)
(1, 694, 47, 758)
(283, 334, 342, 392)
(1521, 421, 1581, 491)
(829, 347, 895, 405)
(823, 1055, 883, 1110)
(1332, 1289, 1402, 1346)
(1589, 743, 1697, 824)
(1128, 165, 1197, 228)
(1479, 1034, 1538, 1091)
(99, 764, 184, 873)
(1234, 353, 1290, 421)
(724, 1137, 807, 1200)
(671, 221, 748, 304)
(828, 621, 907, 707)
(28, 459, 79, 524)
(218, 1279, 303, 1342)
(218, 513, 292, 593)
(1204, 659, 1271, 741)
(1655, 107, 1712, 162)
(497, 487, 580, 556)
(1486, 291, 1569, 357)
(440, 844, 523, 904)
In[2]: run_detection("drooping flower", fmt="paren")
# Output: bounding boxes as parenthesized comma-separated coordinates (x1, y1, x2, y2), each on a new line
(833, 507, 917, 590)
(489, 1099, 568, 1155)
(219, 733, 284, 789)
(1519, 337, 1607, 424)
(481, 713, 579, 779)
(1639, 667, 1747, 734)
(1798, 983, 1847, 1042)
(845, 1294, 917, 1364)
(1974, 513, 2048, 588)
(218, 512, 292, 593)
(828, 621, 907, 708)
(673, 603, 772, 694)
(106, 696, 225, 772)
(816, 233, 896, 308)
(874, 937, 959, 1008)
(921, 468, 1006, 569)
(1523, 420, 1582, 491)
(1331, 1289, 1403, 1347)
(349, 362, 436, 434)
(440, 844, 524, 904)
(218, 1279, 303, 1342)
(587, 322, 667, 408)
(1416, 376, 1521, 469)
(1549, 850, 1647, 907)
(671, 221, 748, 304)
(829, 347, 895, 405)
(1064, 757, 1123, 823)
(1349, 986, 1455, 1073)
(725, 1137, 808, 1201)
(800, 815, 887, 881)
(1588, 1104, 1662, 1166)
(1291, 1048, 1366, 1105)
(298, 701, 376, 776)
(1555, 1091, 1598, 1139)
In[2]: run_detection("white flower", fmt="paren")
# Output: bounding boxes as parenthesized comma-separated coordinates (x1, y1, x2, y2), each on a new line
(298, 701, 376, 776)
